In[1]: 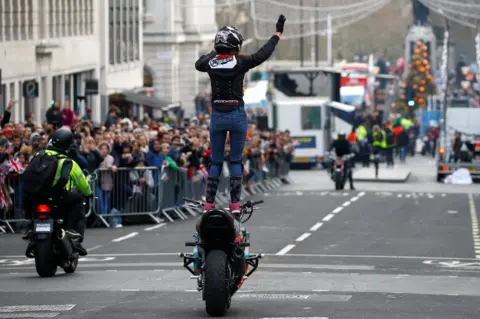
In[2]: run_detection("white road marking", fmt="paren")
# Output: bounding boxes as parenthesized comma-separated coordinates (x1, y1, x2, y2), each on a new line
(0, 305, 76, 312)
(87, 245, 103, 252)
(296, 233, 311, 242)
(185, 290, 198, 292)
(332, 207, 343, 214)
(240, 294, 311, 300)
(350, 196, 359, 201)
(320, 191, 328, 195)
(0, 313, 60, 318)
(144, 223, 167, 231)
(112, 232, 138, 242)
(276, 244, 296, 256)
(358, 192, 366, 196)
(121, 289, 139, 292)
(397, 194, 403, 198)
(468, 193, 480, 258)
(310, 222, 323, 231)
(312, 289, 330, 292)
(273, 253, 480, 261)
(342, 201, 351, 207)
(322, 214, 334, 221)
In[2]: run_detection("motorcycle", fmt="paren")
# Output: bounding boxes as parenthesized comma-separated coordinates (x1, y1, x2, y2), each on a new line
(25, 172, 98, 277)
(180, 198, 264, 317)
(328, 153, 354, 190)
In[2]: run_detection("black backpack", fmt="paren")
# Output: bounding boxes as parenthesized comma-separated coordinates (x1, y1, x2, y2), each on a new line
(21, 151, 71, 198)
(385, 131, 395, 145)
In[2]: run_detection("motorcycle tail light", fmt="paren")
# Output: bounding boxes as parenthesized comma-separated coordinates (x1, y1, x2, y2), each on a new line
(36, 204, 51, 214)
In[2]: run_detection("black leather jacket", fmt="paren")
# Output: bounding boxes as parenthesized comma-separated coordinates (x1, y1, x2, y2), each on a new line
(195, 35, 279, 112)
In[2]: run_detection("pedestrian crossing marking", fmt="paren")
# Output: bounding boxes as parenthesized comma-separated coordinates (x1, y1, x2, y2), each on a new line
(263, 191, 447, 199)
(0, 313, 60, 318)
(0, 305, 75, 319)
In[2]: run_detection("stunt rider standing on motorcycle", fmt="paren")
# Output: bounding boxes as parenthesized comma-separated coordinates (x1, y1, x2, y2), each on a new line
(23, 127, 93, 257)
(328, 132, 355, 190)
(195, 15, 286, 214)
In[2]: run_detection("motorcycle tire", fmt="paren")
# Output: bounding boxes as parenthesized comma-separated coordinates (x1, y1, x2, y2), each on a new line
(63, 256, 79, 274)
(204, 250, 231, 317)
(335, 175, 343, 190)
(34, 236, 58, 277)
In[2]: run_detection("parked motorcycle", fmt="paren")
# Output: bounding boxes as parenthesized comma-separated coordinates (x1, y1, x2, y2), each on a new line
(328, 153, 354, 190)
(25, 172, 97, 277)
(180, 198, 263, 317)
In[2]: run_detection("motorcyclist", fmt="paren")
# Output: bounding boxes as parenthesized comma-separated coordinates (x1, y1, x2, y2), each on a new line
(195, 15, 286, 214)
(23, 127, 93, 257)
(328, 132, 355, 190)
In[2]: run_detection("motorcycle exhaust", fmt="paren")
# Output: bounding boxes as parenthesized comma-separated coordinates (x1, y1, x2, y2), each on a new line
(231, 247, 246, 285)
(57, 229, 73, 258)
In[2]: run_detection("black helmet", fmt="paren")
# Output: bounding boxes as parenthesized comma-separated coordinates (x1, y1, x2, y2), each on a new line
(50, 127, 74, 153)
(214, 26, 243, 52)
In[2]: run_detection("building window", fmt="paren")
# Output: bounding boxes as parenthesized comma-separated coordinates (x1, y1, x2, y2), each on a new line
(88, 0, 94, 34)
(301, 106, 322, 130)
(12, 0, 20, 40)
(116, 4, 122, 63)
(27, 0, 33, 40)
(109, 0, 115, 64)
(129, 0, 135, 61)
(73, 0, 79, 36)
(10, 0, 35, 41)
(122, 1, 128, 63)
(134, 1, 139, 60)
(48, 0, 55, 38)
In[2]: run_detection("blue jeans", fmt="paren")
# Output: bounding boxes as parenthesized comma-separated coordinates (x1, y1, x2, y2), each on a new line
(209, 108, 248, 177)
(399, 146, 407, 161)
(96, 186, 122, 226)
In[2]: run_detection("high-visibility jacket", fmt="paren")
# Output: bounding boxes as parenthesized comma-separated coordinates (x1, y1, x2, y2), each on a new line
(45, 149, 92, 196)
(355, 125, 367, 141)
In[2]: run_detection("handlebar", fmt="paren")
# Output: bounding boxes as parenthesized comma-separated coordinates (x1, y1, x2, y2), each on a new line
(182, 198, 264, 223)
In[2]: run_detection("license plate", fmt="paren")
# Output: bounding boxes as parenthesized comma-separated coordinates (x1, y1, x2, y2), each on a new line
(295, 157, 310, 163)
(34, 221, 52, 233)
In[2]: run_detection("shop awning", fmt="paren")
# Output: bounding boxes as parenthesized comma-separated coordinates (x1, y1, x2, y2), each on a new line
(122, 91, 170, 109)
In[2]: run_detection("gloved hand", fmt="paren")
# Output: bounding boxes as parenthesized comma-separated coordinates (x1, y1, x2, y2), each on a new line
(276, 14, 286, 34)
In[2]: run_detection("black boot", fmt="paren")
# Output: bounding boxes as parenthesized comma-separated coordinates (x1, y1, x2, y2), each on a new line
(72, 241, 88, 256)
(229, 176, 243, 204)
(205, 176, 220, 204)
(25, 242, 35, 258)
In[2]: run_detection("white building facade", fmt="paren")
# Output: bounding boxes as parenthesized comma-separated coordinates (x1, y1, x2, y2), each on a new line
(0, 0, 143, 124)
(143, 0, 217, 115)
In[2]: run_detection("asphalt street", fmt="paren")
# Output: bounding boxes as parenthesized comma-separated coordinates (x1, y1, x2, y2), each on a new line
(1, 164, 480, 318)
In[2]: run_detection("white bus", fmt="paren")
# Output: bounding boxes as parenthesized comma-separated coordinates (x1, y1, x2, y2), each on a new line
(268, 67, 355, 169)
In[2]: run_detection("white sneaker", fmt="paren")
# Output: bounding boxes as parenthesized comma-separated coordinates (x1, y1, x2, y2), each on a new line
(114, 224, 123, 228)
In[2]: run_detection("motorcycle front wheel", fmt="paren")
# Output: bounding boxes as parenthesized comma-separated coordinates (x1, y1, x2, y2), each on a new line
(204, 250, 231, 317)
(34, 236, 58, 277)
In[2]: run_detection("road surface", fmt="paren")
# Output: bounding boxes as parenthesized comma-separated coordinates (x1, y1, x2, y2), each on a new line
(1, 161, 480, 318)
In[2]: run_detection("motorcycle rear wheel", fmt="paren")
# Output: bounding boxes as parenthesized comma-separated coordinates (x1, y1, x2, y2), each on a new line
(204, 250, 231, 317)
(335, 174, 343, 190)
(34, 237, 58, 277)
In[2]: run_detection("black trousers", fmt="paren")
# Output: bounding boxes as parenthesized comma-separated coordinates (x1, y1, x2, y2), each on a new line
(24, 192, 86, 242)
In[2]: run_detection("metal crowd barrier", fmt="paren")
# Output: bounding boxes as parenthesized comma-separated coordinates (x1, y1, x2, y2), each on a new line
(0, 158, 293, 232)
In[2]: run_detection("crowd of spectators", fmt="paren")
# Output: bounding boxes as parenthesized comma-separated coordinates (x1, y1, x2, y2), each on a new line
(0, 99, 293, 228)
